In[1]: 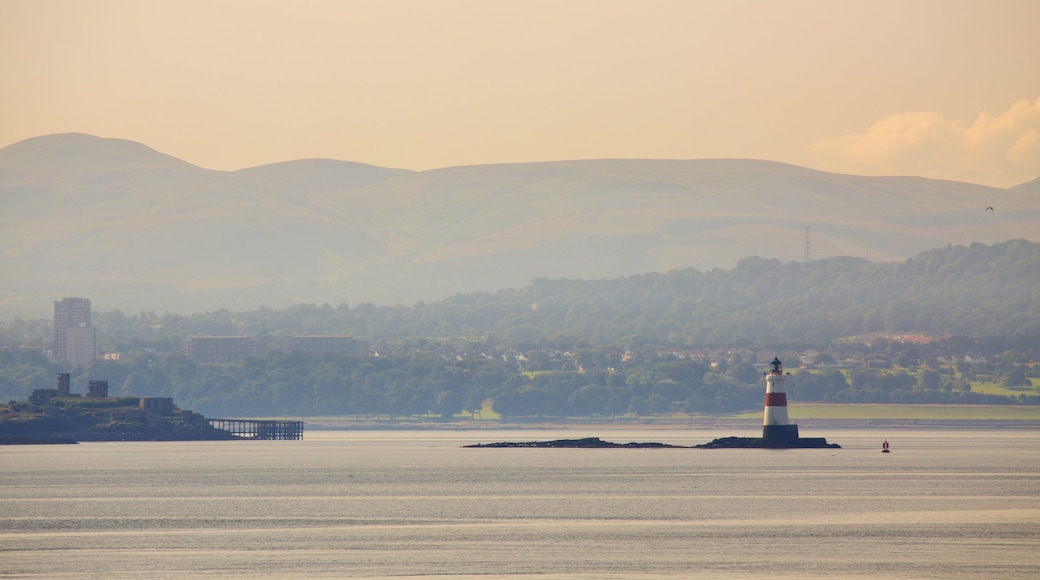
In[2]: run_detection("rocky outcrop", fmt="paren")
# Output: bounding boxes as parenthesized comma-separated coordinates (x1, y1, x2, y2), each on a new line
(465, 437, 690, 448)
(464, 435, 841, 449)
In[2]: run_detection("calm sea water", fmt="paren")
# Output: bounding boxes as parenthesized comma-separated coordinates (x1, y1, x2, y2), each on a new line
(1, 428, 1037, 579)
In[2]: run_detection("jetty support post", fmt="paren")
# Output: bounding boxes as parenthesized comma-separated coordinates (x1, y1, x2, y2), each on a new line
(209, 418, 304, 440)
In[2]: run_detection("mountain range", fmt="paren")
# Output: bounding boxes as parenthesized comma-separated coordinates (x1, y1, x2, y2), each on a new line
(1, 133, 1037, 319)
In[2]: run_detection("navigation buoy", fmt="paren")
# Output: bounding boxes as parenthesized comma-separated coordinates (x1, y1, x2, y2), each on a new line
(882, 440, 890, 453)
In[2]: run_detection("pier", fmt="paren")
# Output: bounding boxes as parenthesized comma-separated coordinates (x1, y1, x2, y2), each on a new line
(209, 418, 304, 440)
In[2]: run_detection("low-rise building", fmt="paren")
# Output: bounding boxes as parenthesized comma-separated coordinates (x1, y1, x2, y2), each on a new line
(182, 336, 262, 363)
(86, 380, 109, 398)
(139, 397, 174, 415)
(290, 335, 370, 356)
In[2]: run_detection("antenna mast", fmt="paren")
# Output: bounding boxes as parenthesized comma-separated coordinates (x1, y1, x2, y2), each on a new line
(804, 226, 811, 263)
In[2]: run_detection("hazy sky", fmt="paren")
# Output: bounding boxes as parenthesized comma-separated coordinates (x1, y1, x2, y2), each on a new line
(2, 0, 1038, 187)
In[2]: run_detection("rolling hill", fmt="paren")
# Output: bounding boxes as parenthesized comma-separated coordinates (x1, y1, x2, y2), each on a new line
(1, 133, 1037, 318)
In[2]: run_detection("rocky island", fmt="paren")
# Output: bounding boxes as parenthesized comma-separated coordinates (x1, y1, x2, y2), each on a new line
(1, 374, 238, 444)
(465, 437, 690, 449)
(0, 397, 239, 444)
(463, 435, 839, 450)
(697, 357, 840, 449)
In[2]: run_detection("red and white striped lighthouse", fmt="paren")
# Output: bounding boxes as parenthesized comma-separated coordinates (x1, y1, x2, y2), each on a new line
(762, 357, 799, 441)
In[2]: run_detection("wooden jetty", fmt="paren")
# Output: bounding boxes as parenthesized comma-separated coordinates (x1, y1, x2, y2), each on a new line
(209, 418, 304, 440)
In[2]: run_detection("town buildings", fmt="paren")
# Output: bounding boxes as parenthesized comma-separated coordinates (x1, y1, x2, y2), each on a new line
(181, 336, 261, 363)
(290, 335, 370, 356)
(182, 335, 370, 362)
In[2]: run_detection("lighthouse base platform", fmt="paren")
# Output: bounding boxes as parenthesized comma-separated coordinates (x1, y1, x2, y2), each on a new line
(695, 423, 839, 448)
(695, 435, 840, 449)
(763, 424, 800, 442)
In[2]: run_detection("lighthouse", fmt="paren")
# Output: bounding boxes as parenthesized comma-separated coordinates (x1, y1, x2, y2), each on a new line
(697, 356, 838, 448)
(762, 357, 799, 442)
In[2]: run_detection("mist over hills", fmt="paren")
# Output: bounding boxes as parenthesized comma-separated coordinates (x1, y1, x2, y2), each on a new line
(2, 133, 1038, 319)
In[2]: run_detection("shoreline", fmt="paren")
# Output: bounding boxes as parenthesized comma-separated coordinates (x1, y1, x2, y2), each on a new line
(301, 417, 1040, 431)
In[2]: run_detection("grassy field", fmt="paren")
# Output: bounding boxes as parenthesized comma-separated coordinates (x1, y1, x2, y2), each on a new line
(731, 403, 1040, 421)
(970, 381, 1038, 396)
(478, 400, 501, 420)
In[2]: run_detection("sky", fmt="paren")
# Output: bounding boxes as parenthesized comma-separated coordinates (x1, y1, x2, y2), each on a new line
(2, 0, 1038, 188)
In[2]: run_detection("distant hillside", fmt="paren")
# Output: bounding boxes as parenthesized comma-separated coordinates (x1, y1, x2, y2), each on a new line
(83, 238, 1039, 349)
(234, 158, 413, 193)
(1009, 176, 1040, 195)
(2, 133, 1038, 318)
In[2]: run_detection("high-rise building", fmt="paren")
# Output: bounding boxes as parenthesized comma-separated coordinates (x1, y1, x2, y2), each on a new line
(65, 326, 97, 367)
(54, 297, 95, 365)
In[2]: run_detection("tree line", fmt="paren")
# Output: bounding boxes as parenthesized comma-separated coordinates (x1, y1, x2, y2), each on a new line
(2, 343, 1036, 419)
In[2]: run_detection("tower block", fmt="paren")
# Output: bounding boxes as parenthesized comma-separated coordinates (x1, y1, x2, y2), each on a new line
(762, 357, 799, 442)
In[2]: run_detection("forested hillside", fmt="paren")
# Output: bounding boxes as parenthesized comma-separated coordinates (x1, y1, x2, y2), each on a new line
(27, 238, 1037, 349)
(1, 241, 1038, 418)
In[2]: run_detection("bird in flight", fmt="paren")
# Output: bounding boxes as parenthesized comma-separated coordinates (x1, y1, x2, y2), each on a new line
(986, 207, 994, 211)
